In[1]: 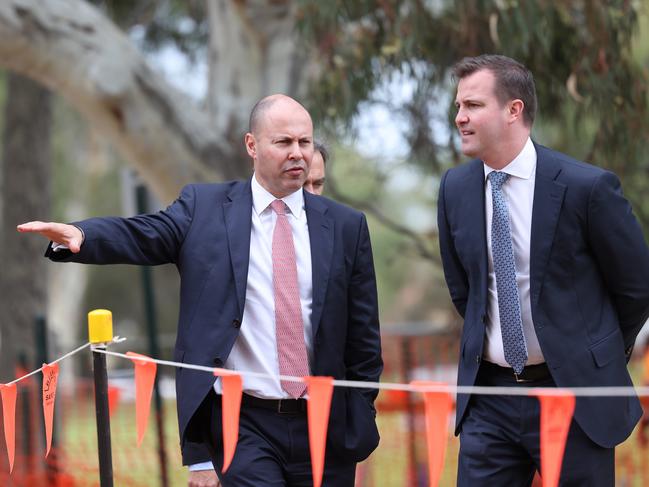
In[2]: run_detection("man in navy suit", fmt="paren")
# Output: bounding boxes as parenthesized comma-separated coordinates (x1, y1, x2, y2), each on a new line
(187, 138, 331, 487)
(18, 94, 382, 486)
(438, 54, 649, 485)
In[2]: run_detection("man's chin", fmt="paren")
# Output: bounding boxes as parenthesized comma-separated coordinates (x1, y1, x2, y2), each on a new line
(460, 144, 478, 158)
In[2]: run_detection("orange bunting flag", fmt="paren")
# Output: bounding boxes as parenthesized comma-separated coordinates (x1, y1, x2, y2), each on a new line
(533, 390, 576, 487)
(42, 363, 60, 457)
(0, 383, 17, 473)
(126, 352, 157, 446)
(411, 381, 453, 487)
(305, 376, 334, 487)
(107, 385, 121, 418)
(213, 369, 242, 472)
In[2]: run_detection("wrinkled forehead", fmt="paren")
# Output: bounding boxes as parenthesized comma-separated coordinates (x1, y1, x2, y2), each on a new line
(310, 152, 325, 174)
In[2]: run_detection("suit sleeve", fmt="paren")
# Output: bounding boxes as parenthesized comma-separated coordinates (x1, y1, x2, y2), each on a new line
(46, 185, 195, 265)
(588, 171, 649, 350)
(437, 171, 469, 318)
(345, 214, 383, 404)
(181, 439, 212, 467)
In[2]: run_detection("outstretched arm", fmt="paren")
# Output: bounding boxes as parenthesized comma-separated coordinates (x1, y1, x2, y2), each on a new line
(17, 221, 84, 253)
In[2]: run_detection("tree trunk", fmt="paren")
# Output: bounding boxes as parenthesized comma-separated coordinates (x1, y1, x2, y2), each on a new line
(0, 74, 51, 381)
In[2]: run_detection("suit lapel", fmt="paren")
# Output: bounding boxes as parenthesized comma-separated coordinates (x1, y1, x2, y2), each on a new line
(530, 145, 566, 307)
(223, 181, 253, 316)
(304, 192, 334, 338)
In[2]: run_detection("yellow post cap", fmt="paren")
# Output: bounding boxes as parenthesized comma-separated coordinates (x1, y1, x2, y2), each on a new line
(88, 309, 114, 344)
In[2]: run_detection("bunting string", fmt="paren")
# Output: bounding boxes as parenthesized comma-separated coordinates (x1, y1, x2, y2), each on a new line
(92, 348, 649, 397)
(2, 336, 648, 487)
(6, 342, 91, 386)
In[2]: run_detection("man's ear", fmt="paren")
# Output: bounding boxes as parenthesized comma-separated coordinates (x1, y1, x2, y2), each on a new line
(244, 133, 256, 158)
(508, 99, 525, 123)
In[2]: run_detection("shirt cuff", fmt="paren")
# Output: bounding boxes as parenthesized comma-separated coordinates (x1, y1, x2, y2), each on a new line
(188, 462, 214, 471)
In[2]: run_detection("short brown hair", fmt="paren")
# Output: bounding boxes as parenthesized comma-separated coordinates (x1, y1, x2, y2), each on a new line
(453, 54, 537, 126)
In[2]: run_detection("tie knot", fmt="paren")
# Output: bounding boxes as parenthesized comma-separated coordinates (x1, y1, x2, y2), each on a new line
(270, 199, 288, 215)
(489, 171, 509, 190)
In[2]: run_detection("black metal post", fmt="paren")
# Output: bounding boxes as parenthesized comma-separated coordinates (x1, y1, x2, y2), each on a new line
(136, 184, 169, 487)
(92, 346, 113, 487)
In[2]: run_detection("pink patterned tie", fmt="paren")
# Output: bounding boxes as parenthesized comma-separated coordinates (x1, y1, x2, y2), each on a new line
(270, 200, 309, 398)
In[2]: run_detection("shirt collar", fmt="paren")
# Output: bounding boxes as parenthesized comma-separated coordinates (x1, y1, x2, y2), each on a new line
(251, 173, 305, 218)
(483, 137, 536, 181)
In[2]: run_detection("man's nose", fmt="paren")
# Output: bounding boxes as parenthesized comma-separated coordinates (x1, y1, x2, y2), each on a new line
(288, 142, 302, 160)
(455, 109, 468, 126)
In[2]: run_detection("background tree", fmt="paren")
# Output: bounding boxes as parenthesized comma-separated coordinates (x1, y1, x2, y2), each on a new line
(0, 0, 647, 345)
(0, 75, 51, 382)
(298, 0, 649, 231)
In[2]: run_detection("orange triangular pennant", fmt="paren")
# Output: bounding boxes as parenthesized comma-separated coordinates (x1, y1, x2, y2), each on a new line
(411, 381, 453, 487)
(126, 352, 157, 446)
(305, 376, 334, 487)
(42, 363, 60, 457)
(0, 383, 17, 473)
(533, 389, 576, 487)
(213, 369, 242, 472)
(107, 385, 121, 418)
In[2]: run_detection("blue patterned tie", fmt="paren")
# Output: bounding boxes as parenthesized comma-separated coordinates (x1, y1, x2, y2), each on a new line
(489, 171, 527, 374)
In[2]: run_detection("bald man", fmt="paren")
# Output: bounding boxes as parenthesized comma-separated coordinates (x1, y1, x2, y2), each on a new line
(183, 140, 329, 487)
(19, 95, 382, 486)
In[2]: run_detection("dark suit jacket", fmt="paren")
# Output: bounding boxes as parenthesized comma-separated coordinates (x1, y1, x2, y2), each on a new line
(48, 180, 383, 463)
(437, 144, 649, 448)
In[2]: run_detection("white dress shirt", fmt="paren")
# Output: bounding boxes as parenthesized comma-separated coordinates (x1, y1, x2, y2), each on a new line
(483, 137, 544, 366)
(194, 176, 315, 471)
(213, 174, 314, 398)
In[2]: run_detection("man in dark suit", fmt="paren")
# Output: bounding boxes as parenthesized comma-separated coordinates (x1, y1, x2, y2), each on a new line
(438, 54, 649, 485)
(18, 94, 382, 486)
(188, 138, 331, 487)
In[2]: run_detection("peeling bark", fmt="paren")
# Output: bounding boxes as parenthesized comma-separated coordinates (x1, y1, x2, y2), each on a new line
(0, 0, 240, 202)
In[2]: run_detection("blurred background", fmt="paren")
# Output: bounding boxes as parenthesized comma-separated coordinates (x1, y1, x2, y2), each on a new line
(1, 0, 649, 485)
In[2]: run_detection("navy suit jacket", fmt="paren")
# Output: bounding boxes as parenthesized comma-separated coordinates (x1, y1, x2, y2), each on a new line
(48, 180, 383, 463)
(438, 144, 649, 448)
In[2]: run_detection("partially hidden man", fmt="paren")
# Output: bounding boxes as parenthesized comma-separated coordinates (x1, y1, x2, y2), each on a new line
(438, 54, 649, 485)
(18, 94, 382, 486)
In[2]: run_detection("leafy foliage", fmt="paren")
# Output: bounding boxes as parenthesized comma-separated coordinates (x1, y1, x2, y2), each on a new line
(296, 1, 649, 194)
(90, 0, 208, 59)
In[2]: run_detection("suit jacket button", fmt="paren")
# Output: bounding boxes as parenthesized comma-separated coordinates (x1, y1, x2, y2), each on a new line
(476, 355, 481, 364)
(214, 358, 223, 367)
(232, 319, 241, 328)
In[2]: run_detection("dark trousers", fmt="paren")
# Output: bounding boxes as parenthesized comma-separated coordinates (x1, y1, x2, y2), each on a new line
(194, 390, 356, 487)
(457, 362, 615, 487)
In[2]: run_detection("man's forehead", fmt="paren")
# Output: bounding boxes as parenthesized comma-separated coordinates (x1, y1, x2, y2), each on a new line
(455, 71, 495, 101)
(259, 105, 312, 133)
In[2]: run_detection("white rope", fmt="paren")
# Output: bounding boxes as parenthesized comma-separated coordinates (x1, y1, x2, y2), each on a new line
(92, 348, 649, 397)
(4, 336, 126, 386)
(6, 342, 91, 386)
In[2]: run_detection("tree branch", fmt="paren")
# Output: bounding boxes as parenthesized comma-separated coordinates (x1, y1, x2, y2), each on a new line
(326, 174, 441, 266)
(0, 0, 242, 202)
